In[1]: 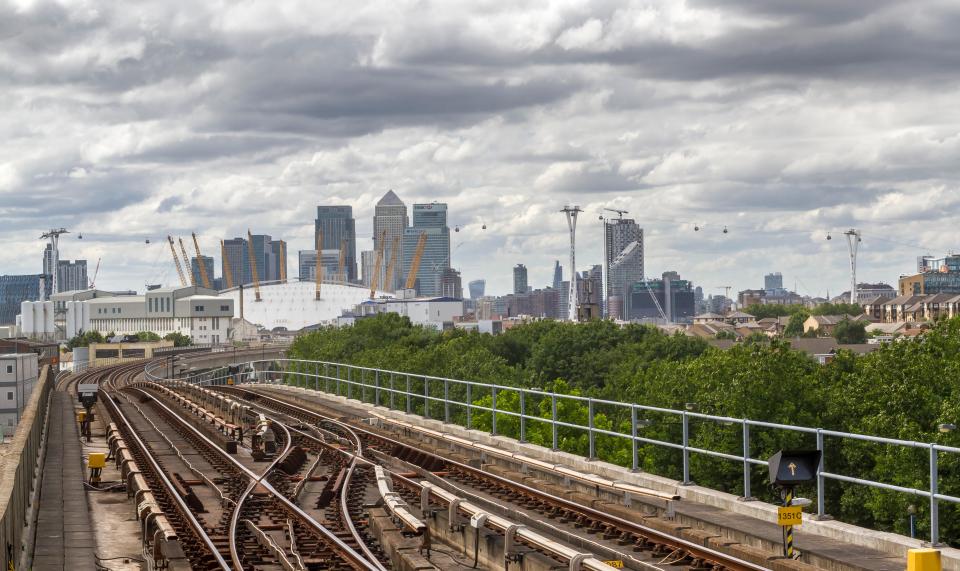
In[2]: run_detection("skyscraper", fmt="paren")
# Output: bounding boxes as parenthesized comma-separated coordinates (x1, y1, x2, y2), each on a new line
(373, 190, 408, 290)
(42, 244, 87, 293)
(402, 203, 450, 297)
(190, 256, 215, 288)
(440, 268, 463, 299)
(468, 279, 486, 299)
(608, 242, 642, 319)
(552, 261, 563, 290)
(222, 238, 251, 287)
(604, 218, 643, 315)
(513, 264, 528, 294)
(270, 240, 287, 281)
(248, 234, 274, 283)
(0, 275, 42, 325)
(764, 272, 784, 291)
(315, 206, 357, 282)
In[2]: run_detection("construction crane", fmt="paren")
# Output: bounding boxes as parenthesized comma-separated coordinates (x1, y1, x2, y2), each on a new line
(221, 240, 234, 289)
(178, 237, 195, 286)
(88, 258, 101, 289)
(602, 208, 628, 219)
(384, 238, 400, 293)
(404, 231, 428, 291)
(337, 239, 347, 283)
(191, 233, 212, 289)
(370, 230, 387, 299)
(315, 230, 323, 301)
(246, 229, 262, 302)
(167, 236, 188, 286)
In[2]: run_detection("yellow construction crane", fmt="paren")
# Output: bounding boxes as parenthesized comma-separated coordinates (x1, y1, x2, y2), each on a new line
(167, 236, 188, 286)
(384, 238, 400, 293)
(191, 232, 212, 289)
(178, 237, 195, 286)
(404, 231, 428, 291)
(221, 240, 234, 289)
(246, 229, 262, 302)
(370, 230, 387, 299)
(337, 239, 347, 283)
(315, 231, 323, 300)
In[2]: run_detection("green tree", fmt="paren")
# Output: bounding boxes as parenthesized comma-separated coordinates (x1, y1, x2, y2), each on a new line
(714, 330, 736, 340)
(834, 318, 867, 344)
(66, 330, 104, 350)
(136, 331, 162, 342)
(163, 331, 192, 347)
(784, 311, 810, 337)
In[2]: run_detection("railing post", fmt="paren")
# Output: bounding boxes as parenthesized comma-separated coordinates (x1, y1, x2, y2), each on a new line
(682, 412, 691, 485)
(444, 380, 450, 424)
(347, 367, 352, 400)
(360, 369, 366, 403)
(406, 374, 411, 414)
(390, 372, 395, 409)
(930, 445, 940, 545)
(631, 405, 639, 472)
(742, 421, 752, 500)
(423, 377, 430, 419)
(315, 363, 319, 391)
(491, 387, 498, 436)
(336, 364, 340, 396)
(466, 384, 472, 429)
(519, 390, 526, 443)
(324, 363, 329, 393)
(588, 398, 595, 460)
(375, 370, 381, 406)
(551, 394, 558, 451)
(816, 429, 825, 518)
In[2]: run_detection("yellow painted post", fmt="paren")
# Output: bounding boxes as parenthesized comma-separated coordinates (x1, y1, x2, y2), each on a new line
(784, 488, 795, 558)
(907, 548, 941, 571)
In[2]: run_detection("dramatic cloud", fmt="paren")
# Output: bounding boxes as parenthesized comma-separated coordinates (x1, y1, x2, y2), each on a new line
(2, 0, 960, 296)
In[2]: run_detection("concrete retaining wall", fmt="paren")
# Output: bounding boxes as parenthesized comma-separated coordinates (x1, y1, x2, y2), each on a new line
(0, 365, 51, 571)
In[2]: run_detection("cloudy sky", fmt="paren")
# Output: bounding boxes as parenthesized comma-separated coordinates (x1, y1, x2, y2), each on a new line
(2, 0, 959, 297)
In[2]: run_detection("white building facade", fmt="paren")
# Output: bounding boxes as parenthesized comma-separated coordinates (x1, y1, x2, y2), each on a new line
(0, 353, 39, 432)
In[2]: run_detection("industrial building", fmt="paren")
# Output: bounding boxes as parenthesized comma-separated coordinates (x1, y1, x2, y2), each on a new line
(342, 293, 464, 330)
(0, 353, 39, 431)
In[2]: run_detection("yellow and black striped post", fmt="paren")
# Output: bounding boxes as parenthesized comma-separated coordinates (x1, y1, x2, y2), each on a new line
(783, 488, 795, 558)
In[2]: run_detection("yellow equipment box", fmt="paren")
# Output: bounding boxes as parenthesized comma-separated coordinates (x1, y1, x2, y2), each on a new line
(76, 411, 86, 422)
(907, 548, 941, 571)
(777, 506, 803, 526)
(87, 453, 107, 469)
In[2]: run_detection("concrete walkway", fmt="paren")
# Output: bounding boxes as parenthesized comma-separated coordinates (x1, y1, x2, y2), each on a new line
(32, 391, 96, 570)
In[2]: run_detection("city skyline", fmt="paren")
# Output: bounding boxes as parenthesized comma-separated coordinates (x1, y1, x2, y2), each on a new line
(2, 2, 959, 297)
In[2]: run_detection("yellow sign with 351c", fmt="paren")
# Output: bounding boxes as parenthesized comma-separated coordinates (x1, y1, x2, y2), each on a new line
(778, 506, 803, 526)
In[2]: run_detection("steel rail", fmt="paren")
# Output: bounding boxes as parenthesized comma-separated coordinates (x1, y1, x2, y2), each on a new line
(231, 386, 771, 571)
(129, 387, 381, 571)
(101, 387, 232, 570)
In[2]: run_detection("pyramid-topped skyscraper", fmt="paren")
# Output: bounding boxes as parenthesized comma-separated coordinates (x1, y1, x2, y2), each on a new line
(373, 190, 408, 290)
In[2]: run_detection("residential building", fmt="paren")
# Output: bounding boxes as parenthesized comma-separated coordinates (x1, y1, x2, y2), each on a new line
(513, 264, 528, 294)
(401, 203, 450, 297)
(803, 314, 869, 336)
(578, 265, 603, 320)
(833, 282, 898, 303)
(0, 275, 42, 325)
(315, 206, 357, 282)
(42, 244, 87, 295)
(440, 268, 463, 299)
(604, 218, 643, 316)
(190, 255, 215, 288)
(373, 190, 408, 290)
(468, 280, 485, 299)
(764, 272, 784, 290)
(0, 353, 39, 430)
(626, 272, 695, 323)
(607, 241, 643, 319)
(222, 238, 251, 287)
(738, 289, 766, 307)
(899, 255, 960, 296)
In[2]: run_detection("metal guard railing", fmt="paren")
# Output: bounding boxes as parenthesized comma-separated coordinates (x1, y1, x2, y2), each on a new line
(153, 357, 960, 545)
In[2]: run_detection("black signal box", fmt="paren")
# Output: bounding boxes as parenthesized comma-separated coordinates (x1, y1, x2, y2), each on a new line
(768, 450, 821, 486)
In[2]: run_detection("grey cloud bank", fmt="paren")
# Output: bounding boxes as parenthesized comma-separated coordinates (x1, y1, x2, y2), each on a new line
(1, 0, 959, 296)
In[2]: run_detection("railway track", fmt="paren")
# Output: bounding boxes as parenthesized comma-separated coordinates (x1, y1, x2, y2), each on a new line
(205, 384, 770, 571)
(74, 361, 390, 571)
